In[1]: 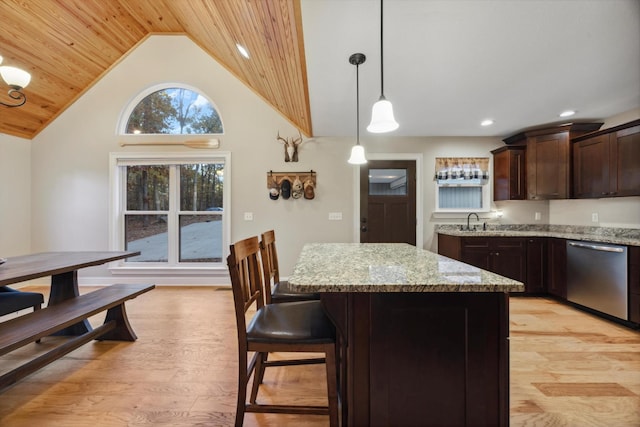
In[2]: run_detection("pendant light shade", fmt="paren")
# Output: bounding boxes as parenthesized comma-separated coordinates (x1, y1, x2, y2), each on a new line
(348, 53, 367, 165)
(367, 0, 398, 133)
(348, 143, 367, 164)
(368, 96, 398, 133)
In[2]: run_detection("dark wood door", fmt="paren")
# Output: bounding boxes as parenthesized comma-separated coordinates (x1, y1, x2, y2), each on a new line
(360, 160, 416, 245)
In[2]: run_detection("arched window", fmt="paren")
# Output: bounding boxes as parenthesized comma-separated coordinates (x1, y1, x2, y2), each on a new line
(120, 84, 223, 135)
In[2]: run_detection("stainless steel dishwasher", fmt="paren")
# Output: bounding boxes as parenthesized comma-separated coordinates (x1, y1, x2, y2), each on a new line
(566, 240, 628, 320)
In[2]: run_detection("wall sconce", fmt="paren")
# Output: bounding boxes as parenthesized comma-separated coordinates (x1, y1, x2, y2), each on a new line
(0, 55, 31, 108)
(348, 53, 367, 165)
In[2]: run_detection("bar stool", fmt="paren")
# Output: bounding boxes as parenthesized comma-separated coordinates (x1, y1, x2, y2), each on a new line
(227, 236, 339, 427)
(260, 230, 320, 304)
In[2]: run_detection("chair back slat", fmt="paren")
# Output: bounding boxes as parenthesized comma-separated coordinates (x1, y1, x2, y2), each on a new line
(227, 236, 265, 335)
(259, 230, 280, 304)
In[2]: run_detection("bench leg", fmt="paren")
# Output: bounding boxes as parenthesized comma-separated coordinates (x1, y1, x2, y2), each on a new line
(96, 303, 138, 341)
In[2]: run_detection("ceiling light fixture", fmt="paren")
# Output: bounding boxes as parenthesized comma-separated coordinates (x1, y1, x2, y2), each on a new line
(481, 119, 494, 127)
(367, 0, 398, 133)
(559, 110, 576, 118)
(236, 44, 250, 59)
(0, 55, 31, 108)
(348, 53, 367, 165)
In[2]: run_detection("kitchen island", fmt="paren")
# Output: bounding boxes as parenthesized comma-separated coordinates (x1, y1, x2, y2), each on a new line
(288, 243, 523, 427)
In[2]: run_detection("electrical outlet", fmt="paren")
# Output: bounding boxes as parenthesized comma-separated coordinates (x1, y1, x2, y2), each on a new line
(534, 212, 541, 221)
(591, 213, 599, 222)
(328, 212, 342, 220)
(244, 212, 253, 221)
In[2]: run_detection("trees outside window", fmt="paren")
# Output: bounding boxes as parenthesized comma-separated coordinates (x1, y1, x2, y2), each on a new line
(125, 87, 223, 135)
(113, 85, 229, 272)
(113, 155, 229, 267)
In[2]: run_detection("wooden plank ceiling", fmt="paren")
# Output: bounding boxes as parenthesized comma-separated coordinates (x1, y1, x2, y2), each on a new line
(0, 0, 310, 139)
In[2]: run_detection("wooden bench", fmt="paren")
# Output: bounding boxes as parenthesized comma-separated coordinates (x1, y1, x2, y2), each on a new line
(0, 283, 154, 390)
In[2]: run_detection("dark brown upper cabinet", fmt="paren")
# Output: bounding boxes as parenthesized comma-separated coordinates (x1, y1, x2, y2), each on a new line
(504, 123, 603, 200)
(491, 146, 526, 201)
(572, 119, 640, 198)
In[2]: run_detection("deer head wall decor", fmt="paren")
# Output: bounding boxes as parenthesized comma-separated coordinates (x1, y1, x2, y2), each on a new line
(277, 131, 303, 162)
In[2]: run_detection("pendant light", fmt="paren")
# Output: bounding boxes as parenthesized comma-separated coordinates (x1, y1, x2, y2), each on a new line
(367, 0, 398, 133)
(348, 53, 367, 165)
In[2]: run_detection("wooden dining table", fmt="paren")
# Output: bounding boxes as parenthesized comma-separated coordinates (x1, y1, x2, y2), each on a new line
(0, 251, 140, 334)
(0, 251, 154, 390)
(288, 243, 524, 427)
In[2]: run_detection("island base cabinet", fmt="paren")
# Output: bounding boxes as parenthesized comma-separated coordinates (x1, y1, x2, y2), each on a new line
(322, 292, 510, 427)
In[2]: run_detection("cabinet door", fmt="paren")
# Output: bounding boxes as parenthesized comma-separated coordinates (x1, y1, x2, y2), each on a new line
(526, 238, 546, 293)
(609, 125, 640, 197)
(547, 238, 567, 299)
(460, 238, 491, 270)
(527, 132, 570, 199)
(491, 238, 526, 282)
(573, 134, 610, 198)
(492, 147, 526, 201)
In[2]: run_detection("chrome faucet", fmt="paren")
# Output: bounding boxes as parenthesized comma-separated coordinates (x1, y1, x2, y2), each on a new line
(466, 212, 479, 230)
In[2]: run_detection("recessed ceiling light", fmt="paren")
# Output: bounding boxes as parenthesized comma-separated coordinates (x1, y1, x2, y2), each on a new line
(236, 43, 250, 59)
(481, 119, 494, 127)
(559, 110, 576, 117)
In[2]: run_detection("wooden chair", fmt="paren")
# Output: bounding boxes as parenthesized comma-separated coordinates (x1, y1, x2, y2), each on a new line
(0, 286, 44, 317)
(260, 229, 320, 304)
(227, 236, 339, 427)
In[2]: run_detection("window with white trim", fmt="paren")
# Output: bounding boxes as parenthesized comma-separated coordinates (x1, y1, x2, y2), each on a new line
(434, 157, 491, 212)
(110, 152, 230, 270)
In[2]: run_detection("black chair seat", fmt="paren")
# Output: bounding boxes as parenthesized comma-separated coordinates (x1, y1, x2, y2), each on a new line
(247, 300, 335, 344)
(0, 286, 45, 316)
(272, 281, 320, 303)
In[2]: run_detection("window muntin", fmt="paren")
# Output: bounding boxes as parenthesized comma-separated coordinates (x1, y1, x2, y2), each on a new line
(111, 153, 230, 269)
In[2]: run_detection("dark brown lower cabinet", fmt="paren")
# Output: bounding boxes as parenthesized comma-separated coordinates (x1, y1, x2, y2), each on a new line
(526, 238, 546, 293)
(322, 292, 510, 427)
(438, 233, 639, 327)
(547, 238, 567, 299)
(438, 235, 527, 287)
(630, 246, 640, 324)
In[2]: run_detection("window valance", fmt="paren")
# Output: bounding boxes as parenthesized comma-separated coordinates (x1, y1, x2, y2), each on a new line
(434, 157, 489, 182)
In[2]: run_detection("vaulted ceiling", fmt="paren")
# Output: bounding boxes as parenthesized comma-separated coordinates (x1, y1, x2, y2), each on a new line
(1, 0, 639, 140)
(0, 0, 310, 139)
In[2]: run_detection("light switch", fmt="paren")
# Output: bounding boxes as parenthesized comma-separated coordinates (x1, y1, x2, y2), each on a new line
(244, 212, 253, 221)
(328, 212, 342, 220)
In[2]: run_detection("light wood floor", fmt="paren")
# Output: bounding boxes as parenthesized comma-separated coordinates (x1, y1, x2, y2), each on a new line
(1, 287, 639, 426)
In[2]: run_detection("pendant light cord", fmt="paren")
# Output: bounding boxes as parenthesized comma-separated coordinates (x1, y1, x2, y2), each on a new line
(356, 62, 360, 144)
(379, 0, 384, 98)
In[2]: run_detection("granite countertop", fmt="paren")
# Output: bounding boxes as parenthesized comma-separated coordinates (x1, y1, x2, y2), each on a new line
(288, 243, 523, 293)
(436, 224, 640, 246)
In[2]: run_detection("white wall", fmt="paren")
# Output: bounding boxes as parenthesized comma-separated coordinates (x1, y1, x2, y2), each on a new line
(0, 134, 31, 257)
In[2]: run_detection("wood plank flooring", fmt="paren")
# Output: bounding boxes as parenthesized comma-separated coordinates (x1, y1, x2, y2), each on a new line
(0, 287, 638, 426)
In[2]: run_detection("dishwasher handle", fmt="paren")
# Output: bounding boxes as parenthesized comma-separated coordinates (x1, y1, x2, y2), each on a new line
(568, 241, 624, 253)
